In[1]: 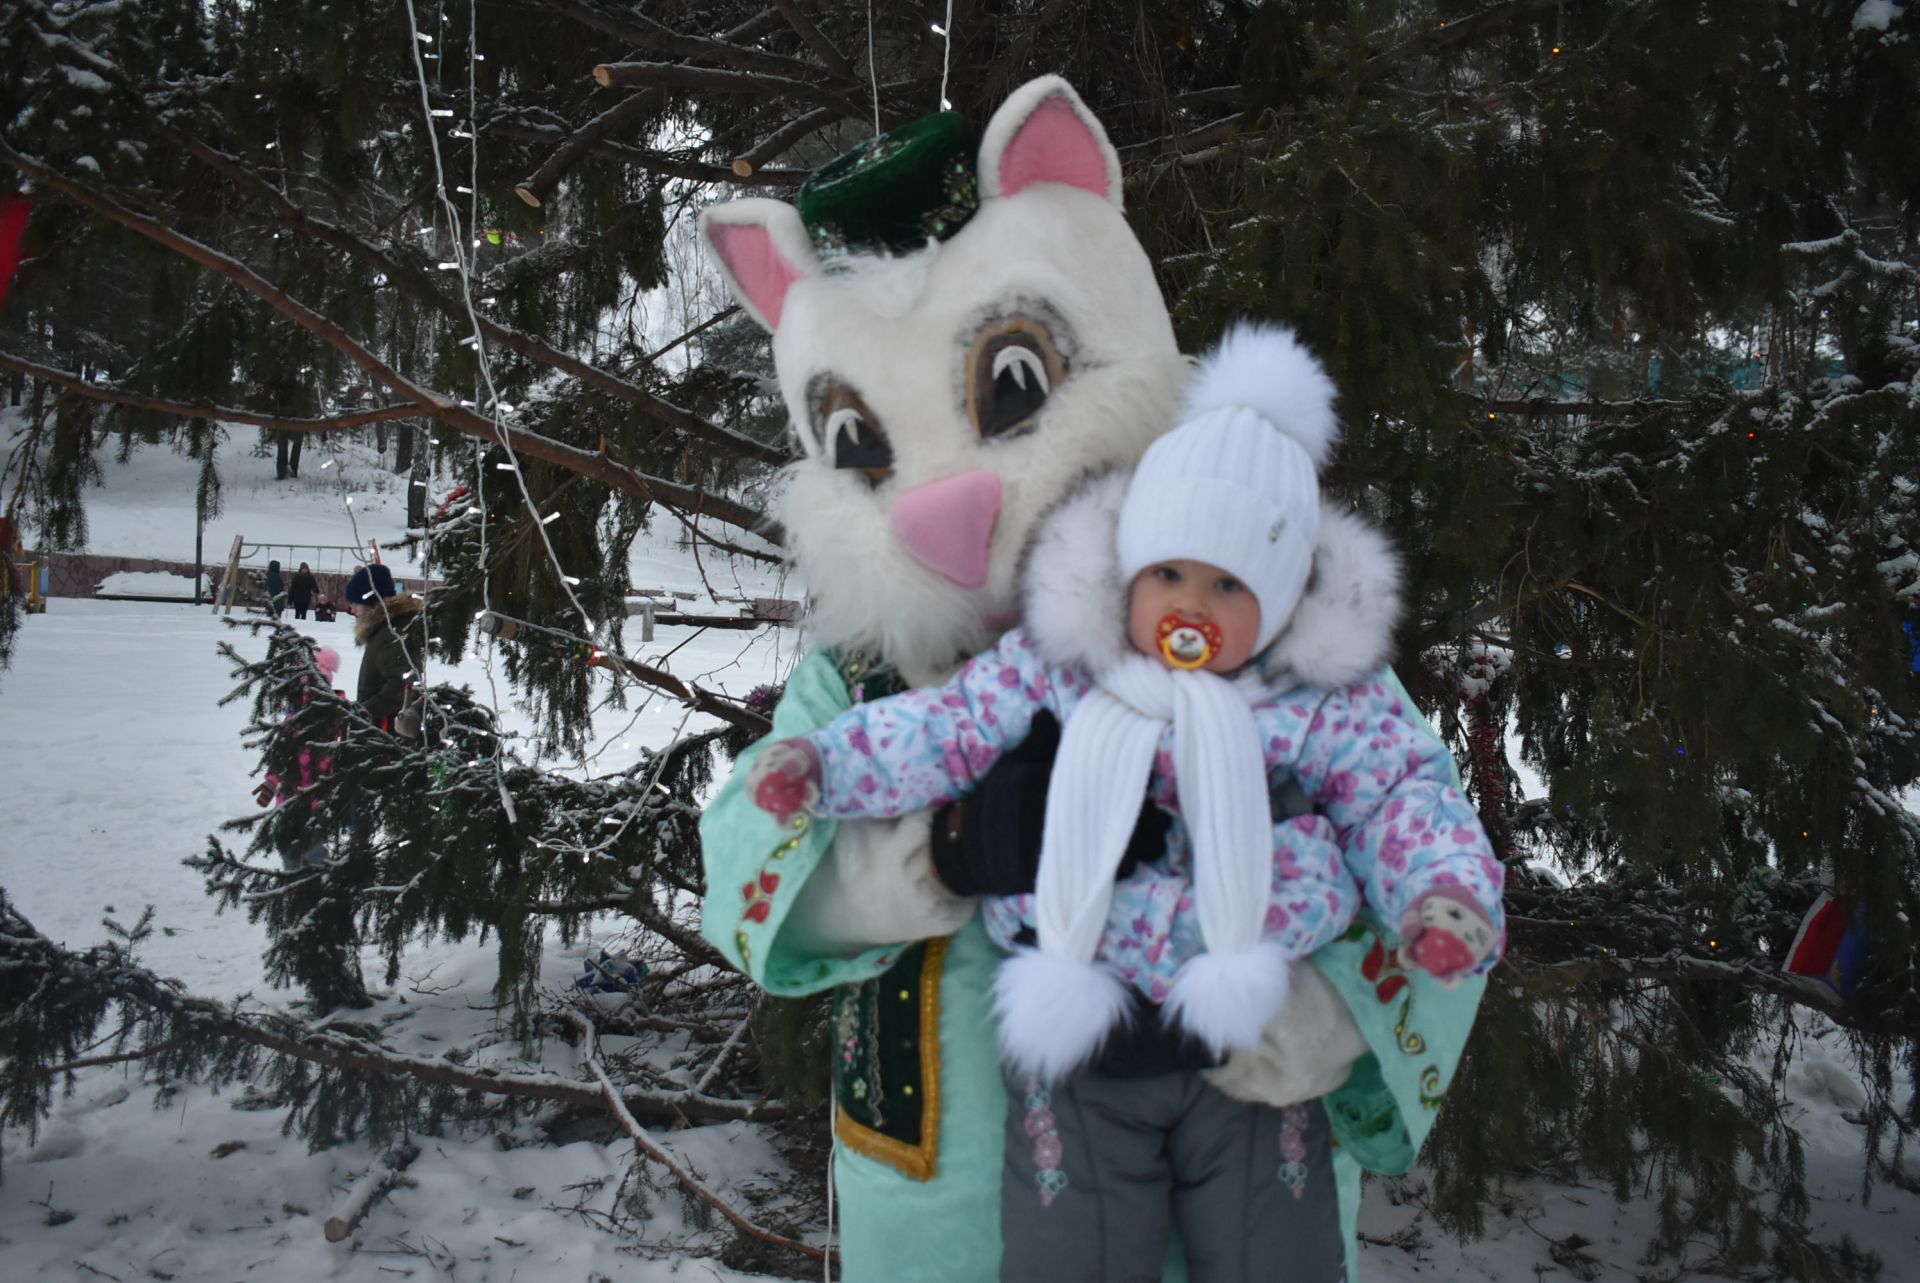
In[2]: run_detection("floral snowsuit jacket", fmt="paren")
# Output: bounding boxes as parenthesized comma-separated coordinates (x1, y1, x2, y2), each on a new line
(800, 627, 1507, 1001)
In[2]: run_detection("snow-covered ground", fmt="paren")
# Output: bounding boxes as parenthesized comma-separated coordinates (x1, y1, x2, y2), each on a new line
(1, 435, 1915, 1280)
(0, 596, 810, 1281)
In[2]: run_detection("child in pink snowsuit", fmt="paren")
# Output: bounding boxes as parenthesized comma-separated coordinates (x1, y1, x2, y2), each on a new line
(254, 646, 344, 866)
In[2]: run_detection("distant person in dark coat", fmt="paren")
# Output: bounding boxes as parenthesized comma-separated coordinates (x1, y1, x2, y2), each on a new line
(288, 562, 318, 619)
(264, 560, 286, 619)
(346, 563, 424, 735)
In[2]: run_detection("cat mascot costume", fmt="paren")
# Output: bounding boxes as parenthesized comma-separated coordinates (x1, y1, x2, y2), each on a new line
(698, 76, 1488, 1282)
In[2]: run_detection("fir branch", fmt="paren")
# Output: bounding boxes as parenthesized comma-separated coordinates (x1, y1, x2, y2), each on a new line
(160, 126, 793, 470)
(0, 897, 790, 1126)
(975, 0, 1076, 107)
(0, 143, 776, 538)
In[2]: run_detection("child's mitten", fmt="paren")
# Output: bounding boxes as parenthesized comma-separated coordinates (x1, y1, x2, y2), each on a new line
(1397, 887, 1499, 987)
(746, 739, 823, 824)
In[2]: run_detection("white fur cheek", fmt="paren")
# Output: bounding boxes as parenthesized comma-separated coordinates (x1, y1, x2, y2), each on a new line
(777, 466, 993, 680)
(1261, 507, 1404, 692)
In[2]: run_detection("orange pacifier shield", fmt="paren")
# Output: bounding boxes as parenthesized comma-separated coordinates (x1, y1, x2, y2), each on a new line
(1156, 615, 1222, 670)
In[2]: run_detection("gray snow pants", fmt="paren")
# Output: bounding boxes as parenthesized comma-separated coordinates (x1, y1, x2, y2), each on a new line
(1000, 1068, 1345, 1283)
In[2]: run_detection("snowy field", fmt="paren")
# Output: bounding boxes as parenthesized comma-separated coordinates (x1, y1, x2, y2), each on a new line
(0, 598, 810, 1282)
(0, 437, 1915, 1280)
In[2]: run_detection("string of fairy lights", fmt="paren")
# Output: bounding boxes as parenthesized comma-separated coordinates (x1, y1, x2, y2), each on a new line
(320, 0, 980, 1122)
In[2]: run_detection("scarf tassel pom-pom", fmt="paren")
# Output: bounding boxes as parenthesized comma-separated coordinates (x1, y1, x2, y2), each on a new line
(1162, 940, 1297, 1058)
(992, 948, 1136, 1085)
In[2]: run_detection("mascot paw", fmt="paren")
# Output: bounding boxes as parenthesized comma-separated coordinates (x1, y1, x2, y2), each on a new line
(1397, 890, 1497, 986)
(747, 739, 823, 824)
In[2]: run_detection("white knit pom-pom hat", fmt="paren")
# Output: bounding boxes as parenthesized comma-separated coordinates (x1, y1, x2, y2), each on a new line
(1117, 323, 1340, 653)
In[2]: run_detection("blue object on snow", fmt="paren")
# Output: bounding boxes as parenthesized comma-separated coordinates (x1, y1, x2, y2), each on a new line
(575, 949, 648, 994)
(1904, 618, 1918, 675)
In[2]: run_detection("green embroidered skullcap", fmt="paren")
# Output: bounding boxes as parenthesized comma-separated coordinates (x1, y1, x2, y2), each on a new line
(798, 111, 979, 256)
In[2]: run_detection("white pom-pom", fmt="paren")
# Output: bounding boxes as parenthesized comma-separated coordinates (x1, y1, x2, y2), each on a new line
(1161, 941, 1296, 1057)
(1182, 324, 1339, 466)
(991, 948, 1135, 1085)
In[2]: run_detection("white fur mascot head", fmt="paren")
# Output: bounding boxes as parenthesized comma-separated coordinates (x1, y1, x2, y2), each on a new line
(701, 77, 1187, 682)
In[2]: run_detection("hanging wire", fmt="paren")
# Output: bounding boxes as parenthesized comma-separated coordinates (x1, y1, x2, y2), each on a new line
(823, 1105, 837, 1283)
(866, 1, 881, 137)
(400, 0, 595, 641)
(937, 0, 955, 111)
(383, 0, 780, 844)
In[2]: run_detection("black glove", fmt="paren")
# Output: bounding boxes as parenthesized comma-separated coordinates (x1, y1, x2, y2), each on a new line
(1088, 989, 1226, 1078)
(929, 711, 1173, 897)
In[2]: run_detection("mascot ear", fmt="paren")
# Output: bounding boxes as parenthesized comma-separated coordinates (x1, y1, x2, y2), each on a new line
(699, 198, 820, 332)
(978, 75, 1123, 209)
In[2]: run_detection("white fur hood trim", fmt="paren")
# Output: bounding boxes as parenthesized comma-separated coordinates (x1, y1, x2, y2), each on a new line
(1019, 470, 1403, 692)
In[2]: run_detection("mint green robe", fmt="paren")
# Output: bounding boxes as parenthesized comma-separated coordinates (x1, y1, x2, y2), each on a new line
(699, 649, 1487, 1281)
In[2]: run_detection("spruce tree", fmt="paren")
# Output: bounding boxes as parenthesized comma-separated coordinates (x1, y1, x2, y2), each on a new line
(0, 3, 1915, 1274)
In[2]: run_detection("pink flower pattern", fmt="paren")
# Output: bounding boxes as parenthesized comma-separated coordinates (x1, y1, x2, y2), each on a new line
(1022, 1080, 1068, 1207)
(1278, 1104, 1312, 1199)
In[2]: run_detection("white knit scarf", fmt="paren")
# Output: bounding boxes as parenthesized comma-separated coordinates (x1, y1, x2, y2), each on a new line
(991, 652, 1297, 1082)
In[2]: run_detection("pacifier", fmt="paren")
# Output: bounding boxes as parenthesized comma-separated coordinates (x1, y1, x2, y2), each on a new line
(1156, 615, 1222, 670)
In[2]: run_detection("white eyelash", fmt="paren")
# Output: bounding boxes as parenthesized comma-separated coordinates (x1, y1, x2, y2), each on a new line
(824, 406, 865, 449)
(992, 344, 1049, 393)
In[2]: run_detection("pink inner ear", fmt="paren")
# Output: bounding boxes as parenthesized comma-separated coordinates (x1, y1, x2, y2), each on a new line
(708, 221, 806, 329)
(997, 94, 1112, 201)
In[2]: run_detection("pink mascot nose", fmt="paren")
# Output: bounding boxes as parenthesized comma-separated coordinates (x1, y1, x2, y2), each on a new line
(888, 470, 1003, 589)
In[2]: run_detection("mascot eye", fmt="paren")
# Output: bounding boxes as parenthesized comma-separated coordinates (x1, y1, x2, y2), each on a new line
(809, 383, 893, 481)
(968, 316, 1067, 441)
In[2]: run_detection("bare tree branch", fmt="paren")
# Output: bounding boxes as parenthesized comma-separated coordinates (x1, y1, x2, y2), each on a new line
(639, 307, 740, 367)
(35, 1037, 186, 1078)
(592, 60, 867, 119)
(590, 1054, 832, 1266)
(545, 0, 838, 81)
(592, 647, 772, 738)
(1120, 114, 1249, 187)
(510, 87, 664, 209)
(0, 350, 425, 434)
(731, 105, 842, 178)
(491, 119, 808, 190)
(770, 0, 857, 82)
